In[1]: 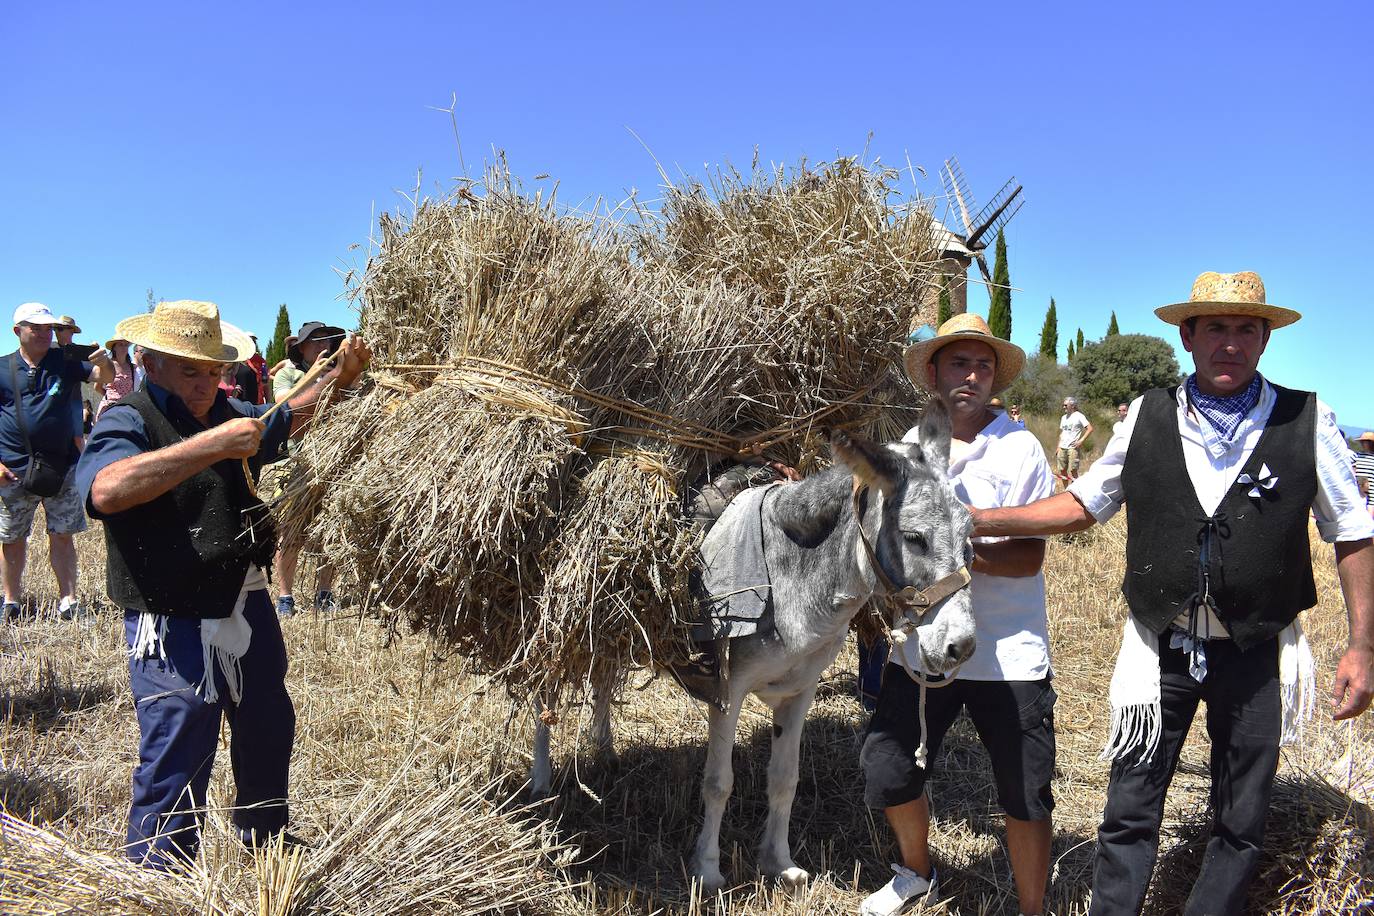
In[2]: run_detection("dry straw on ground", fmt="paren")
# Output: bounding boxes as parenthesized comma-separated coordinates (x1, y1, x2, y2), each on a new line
(274, 158, 938, 708)
(2, 508, 1371, 914)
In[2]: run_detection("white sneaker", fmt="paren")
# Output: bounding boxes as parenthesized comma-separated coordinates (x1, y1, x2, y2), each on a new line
(860, 864, 938, 916)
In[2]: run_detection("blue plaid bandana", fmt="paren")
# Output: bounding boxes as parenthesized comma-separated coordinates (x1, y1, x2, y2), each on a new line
(1186, 372, 1263, 446)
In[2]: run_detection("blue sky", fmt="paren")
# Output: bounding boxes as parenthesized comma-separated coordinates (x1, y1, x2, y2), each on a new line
(3, 1, 1371, 426)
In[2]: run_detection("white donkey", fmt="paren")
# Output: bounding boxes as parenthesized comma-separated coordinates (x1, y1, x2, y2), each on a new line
(533, 400, 976, 892)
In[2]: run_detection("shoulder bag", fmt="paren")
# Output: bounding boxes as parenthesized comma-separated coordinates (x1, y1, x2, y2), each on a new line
(8, 353, 67, 497)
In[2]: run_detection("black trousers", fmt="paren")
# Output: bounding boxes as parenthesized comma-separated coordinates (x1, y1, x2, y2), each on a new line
(1089, 633, 1281, 916)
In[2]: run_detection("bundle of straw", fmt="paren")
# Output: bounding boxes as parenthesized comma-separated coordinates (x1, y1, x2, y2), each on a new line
(277, 156, 938, 706)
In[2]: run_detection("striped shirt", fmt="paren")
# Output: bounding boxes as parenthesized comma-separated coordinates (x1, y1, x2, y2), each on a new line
(1353, 449, 1374, 507)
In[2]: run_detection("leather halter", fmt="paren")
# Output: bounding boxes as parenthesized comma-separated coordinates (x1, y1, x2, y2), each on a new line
(850, 480, 972, 621)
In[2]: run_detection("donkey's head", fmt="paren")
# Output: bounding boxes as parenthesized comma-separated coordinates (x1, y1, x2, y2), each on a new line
(832, 399, 976, 675)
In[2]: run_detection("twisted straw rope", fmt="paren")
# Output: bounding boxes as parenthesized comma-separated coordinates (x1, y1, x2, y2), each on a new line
(378, 356, 883, 459)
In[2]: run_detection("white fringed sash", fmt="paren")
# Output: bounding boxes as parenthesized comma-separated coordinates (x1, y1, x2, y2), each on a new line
(128, 567, 265, 705)
(1102, 615, 1314, 766)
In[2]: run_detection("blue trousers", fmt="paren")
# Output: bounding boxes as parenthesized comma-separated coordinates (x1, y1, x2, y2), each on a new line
(124, 589, 296, 869)
(857, 637, 888, 712)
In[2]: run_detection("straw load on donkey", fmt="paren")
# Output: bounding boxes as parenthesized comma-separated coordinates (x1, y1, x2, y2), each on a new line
(273, 158, 973, 886)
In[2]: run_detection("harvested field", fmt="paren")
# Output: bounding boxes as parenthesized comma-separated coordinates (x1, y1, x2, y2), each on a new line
(2, 510, 1370, 914)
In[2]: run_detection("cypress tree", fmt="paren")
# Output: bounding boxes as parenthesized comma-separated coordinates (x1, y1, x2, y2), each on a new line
(1038, 297, 1059, 360)
(937, 277, 952, 326)
(1067, 339, 1075, 361)
(987, 230, 1012, 339)
(265, 304, 292, 367)
(1107, 311, 1120, 336)
(1076, 327, 1085, 350)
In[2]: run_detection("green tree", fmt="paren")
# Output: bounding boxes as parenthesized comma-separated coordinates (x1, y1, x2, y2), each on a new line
(1003, 353, 1075, 415)
(1072, 333, 1182, 406)
(936, 276, 952, 326)
(1107, 311, 1120, 336)
(1038, 297, 1058, 360)
(1067, 339, 1075, 361)
(265, 303, 292, 367)
(1076, 327, 1085, 350)
(987, 231, 1012, 339)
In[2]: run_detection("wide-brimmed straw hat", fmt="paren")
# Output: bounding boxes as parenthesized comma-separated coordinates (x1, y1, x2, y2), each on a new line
(114, 300, 253, 364)
(1155, 271, 1300, 329)
(56, 315, 82, 333)
(1357, 431, 1374, 444)
(904, 313, 1025, 394)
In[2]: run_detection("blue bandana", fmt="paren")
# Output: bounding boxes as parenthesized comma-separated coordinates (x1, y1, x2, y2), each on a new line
(1186, 372, 1263, 446)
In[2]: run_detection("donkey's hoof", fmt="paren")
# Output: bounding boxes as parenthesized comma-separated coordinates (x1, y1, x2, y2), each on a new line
(691, 863, 726, 895)
(774, 866, 810, 894)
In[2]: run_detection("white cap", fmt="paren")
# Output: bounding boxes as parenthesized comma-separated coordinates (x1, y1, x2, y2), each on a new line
(13, 302, 61, 326)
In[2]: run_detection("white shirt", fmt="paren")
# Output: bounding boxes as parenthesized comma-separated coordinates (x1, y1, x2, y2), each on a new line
(900, 411, 1057, 681)
(1069, 379, 1374, 635)
(1059, 411, 1090, 449)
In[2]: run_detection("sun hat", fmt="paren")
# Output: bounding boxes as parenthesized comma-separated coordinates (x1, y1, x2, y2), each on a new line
(114, 300, 254, 364)
(12, 302, 61, 326)
(104, 336, 131, 352)
(1357, 432, 1374, 444)
(56, 315, 82, 333)
(287, 321, 346, 364)
(1155, 271, 1300, 329)
(903, 313, 1026, 394)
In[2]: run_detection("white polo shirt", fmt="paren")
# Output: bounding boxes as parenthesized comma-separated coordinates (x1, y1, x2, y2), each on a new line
(1069, 378, 1374, 636)
(900, 410, 1057, 681)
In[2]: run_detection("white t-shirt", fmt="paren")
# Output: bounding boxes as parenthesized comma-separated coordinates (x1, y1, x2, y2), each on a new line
(1059, 410, 1090, 449)
(899, 411, 1057, 681)
(1070, 379, 1374, 636)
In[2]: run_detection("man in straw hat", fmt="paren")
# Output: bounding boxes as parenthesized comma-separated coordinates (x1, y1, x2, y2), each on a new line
(74, 300, 371, 869)
(1351, 431, 1374, 516)
(969, 272, 1374, 914)
(1, 303, 113, 622)
(861, 313, 1057, 916)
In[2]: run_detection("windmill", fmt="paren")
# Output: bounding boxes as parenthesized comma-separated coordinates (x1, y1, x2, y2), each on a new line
(935, 157, 1025, 310)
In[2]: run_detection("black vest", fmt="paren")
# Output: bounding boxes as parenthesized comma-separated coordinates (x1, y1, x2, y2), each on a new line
(1120, 384, 1318, 650)
(102, 388, 276, 619)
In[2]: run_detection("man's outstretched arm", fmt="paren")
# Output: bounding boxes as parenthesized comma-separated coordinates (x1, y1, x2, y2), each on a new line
(972, 490, 1098, 538)
(1333, 538, 1374, 720)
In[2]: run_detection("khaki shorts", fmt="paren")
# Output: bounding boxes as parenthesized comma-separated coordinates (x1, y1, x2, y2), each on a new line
(1055, 446, 1081, 475)
(0, 470, 89, 543)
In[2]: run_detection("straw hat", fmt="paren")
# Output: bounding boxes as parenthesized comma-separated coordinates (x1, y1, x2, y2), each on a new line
(1357, 431, 1374, 444)
(115, 300, 253, 364)
(904, 313, 1025, 394)
(1155, 271, 1300, 329)
(56, 315, 82, 333)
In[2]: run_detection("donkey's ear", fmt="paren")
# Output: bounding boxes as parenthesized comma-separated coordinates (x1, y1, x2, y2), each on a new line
(831, 430, 906, 495)
(915, 398, 953, 471)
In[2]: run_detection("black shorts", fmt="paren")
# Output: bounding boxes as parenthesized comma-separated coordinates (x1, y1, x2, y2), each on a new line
(860, 665, 1057, 821)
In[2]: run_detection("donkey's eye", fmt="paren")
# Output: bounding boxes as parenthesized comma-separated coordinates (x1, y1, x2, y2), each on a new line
(902, 531, 928, 551)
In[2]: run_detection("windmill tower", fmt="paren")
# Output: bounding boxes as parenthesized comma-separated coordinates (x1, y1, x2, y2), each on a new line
(929, 157, 1025, 317)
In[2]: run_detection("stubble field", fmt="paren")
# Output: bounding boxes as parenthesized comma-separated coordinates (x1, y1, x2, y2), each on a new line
(1, 510, 1371, 915)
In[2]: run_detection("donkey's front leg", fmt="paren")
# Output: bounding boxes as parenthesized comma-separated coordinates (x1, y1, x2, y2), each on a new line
(590, 685, 615, 761)
(530, 693, 554, 800)
(689, 695, 745, 893)
(758, 684, 818, 890)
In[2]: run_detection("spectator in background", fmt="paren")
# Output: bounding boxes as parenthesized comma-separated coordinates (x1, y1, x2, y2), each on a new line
(131, 344, 147, 389)
(55, 315, 94, 450)
(1, 303, 113, 621)
(218, 362, 243, 399)
(1008, 403, 1024, 426)
(1353, 432, 1374, 517)
(1113, 402, 1129, 438)
(272, 321, 346, 615)
(234, 335, 266, 405)
(1055, 396, 1092, 486)
(96, 338, 136, 420)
